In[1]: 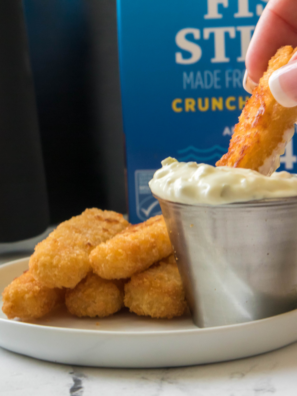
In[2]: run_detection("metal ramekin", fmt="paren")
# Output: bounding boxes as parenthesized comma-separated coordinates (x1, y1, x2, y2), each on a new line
(156, 195, 297, 328)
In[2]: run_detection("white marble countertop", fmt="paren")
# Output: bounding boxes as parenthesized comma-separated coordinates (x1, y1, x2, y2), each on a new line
(1, 342, 297, 395)
(1, 233, 297, 395)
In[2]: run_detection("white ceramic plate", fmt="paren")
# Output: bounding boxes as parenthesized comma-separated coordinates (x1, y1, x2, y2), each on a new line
(1, 258, 297, 368)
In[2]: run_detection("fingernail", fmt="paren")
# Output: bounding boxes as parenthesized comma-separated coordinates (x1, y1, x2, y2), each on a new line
(289, 52, 297, 63)
(269, 60, 297, 108)
(243, 70, 258, 94)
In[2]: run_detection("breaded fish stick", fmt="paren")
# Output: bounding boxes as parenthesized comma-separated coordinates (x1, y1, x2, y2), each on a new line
(29, 209, 129, 289)
(65, 273, 124, 318)
(217, 46, 297, 175)
(89, 215, 173, 279)
(2, 271, 63, 320)
(124, 256, 188, 319)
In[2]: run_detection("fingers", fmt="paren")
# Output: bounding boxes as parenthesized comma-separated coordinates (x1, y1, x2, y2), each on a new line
(245, 0, 297, 85)
(269, 57, 297, 107)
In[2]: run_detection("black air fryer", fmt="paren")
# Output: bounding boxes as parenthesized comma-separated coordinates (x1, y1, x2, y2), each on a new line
(0, 0, 49, 242)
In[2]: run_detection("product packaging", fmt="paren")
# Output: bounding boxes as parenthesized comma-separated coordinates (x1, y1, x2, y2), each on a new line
(117, 0, 296, 223)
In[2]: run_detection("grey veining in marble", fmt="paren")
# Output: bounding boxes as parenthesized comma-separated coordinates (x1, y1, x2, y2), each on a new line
(1, 341, 297, 396)
(69, 369, 87, 396)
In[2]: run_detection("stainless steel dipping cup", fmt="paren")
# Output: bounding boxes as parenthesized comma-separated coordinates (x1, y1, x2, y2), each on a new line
(156, 196, 297, 328)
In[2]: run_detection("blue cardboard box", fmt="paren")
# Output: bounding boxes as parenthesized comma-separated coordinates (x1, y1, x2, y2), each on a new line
(117, 0, 296, 223)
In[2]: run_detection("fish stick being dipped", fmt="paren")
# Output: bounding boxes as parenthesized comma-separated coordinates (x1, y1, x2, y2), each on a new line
(2, 271, 64, 320)
(89, 215, 173, 279)
(65, 273, 124, 318)
(124, 255, 188, 319)
(29, 209, 129, 289)
(216, 46, 297, 175)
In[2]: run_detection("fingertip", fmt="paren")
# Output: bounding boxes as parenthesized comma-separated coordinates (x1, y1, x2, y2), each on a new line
(269, 60, 297, 107)
(289, 52, 297, 63)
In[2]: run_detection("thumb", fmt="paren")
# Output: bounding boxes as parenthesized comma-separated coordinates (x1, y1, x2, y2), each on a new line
(269, 53, 297, 107)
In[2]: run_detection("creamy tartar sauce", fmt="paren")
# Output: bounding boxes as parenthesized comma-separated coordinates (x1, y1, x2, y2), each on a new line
(149, 157, 297, 205)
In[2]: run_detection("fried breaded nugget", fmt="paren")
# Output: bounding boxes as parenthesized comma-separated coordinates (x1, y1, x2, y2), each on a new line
(124, 256, 188, 319)
(29, 209, 129, 289)
(2, 271, 63, 320)
(216, 46, 297, 175)
(89, 215, 173, 279)
(65, 272, 124, 318)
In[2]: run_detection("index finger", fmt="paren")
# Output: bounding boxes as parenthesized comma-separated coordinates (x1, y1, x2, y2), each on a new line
(246, 0, 297, 83)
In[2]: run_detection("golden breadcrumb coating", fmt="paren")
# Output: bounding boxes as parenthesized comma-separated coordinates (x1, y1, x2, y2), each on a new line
(2, 271, 63, 320)
(124, 256, 188, 319)
(65, 272, 124, 318)
(89, 215, 173, 279)
(217, 46, 297, 175)
(29, 209, 129, 289)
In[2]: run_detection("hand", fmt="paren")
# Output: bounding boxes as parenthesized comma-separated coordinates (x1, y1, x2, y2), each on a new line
(244, 0, 297, 107)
